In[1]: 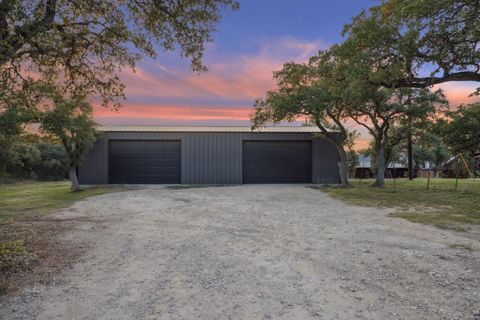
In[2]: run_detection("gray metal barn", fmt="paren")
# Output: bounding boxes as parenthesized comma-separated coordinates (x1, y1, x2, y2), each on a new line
(78, 126, 341, 185)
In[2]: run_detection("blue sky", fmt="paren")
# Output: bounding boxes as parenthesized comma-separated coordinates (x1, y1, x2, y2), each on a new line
(95, 0, 478, 148)
(214, 0, 373, 49)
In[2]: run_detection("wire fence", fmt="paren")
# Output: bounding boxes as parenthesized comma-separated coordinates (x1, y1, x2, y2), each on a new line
(355, 177, 480, 193)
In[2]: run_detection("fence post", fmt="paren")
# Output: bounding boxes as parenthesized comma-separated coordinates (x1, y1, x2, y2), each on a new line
(427, 169, 430, 189)
(455, 158, 460, 192)
(393, 167, 396, 187)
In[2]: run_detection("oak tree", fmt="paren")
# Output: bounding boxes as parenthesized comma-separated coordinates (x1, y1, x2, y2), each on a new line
(341, 0, 480, 89)
(40, 92, 98, 191)
(0, 0, 239, 109)
(251, 52, 356, 187)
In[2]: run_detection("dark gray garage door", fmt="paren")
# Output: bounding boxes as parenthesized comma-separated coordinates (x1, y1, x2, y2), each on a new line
(109, 140, 181, 184)
(243, 141, 312, 183)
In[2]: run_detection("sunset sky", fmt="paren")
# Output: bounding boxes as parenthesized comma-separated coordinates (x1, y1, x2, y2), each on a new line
(94, 0, 480, 149)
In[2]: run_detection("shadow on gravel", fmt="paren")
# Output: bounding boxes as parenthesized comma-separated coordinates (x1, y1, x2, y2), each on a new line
(166, 184, 239, 190)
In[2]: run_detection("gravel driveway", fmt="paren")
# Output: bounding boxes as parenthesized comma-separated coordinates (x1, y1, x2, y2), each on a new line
(1, 185, 479, 320)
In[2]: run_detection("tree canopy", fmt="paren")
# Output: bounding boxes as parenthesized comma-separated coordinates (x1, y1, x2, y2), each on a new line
(338, 0, 480, 90)
(251, 51, 356, 187)
(0, 0, 238, 185)
(40, 92, 98, 191)
(0, 0, 239, 109)
(437, 103, 480, 157)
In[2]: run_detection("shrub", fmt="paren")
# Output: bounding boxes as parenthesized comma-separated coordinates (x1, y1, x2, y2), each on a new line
(34, 143, 68, 180)
(6, 143, 41, 179)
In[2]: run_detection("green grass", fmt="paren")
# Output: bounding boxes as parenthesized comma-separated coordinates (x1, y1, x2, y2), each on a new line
(315, 178, 480, 230)
(0, 240, 31, 272)
(0, 181, 116, 224)
(448, 243, 473, 251)
(0, 181, 123, 294)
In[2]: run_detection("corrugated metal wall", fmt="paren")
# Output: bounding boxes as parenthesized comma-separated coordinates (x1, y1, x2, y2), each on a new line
(78, 132, 340, 184)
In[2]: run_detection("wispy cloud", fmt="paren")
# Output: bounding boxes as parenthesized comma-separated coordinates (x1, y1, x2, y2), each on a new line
(95, 104, 250, 121)
(94, 37, 327, 125)
(94, 35, 479, 149)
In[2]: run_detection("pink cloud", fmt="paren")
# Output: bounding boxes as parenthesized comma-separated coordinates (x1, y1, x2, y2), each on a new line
(116, 37, 327, 104)
(94, 104, 251, 121)
(434, 82, 480, 107)
(93, 37, 327, 126)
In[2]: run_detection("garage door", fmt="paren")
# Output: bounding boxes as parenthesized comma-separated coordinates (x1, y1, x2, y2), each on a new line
(243, 141, 312, 183)
(109, 140, 181, 184)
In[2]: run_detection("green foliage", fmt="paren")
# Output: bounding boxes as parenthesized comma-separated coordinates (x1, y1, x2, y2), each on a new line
(251, 51, 356, 142)
(5, 143, 41, 179)
(40, 94, 98, 168)
(412, 145, 431, 170)
(0, 140, 68, 181)
(33, 143, 68, 180)
(346, 149, 359, 178)
(0, 0, 239, 110)
(437, 103, 480, 157)
(0, 103, 39, 174)
(39, 92, 98, 190)
(324, 0, 473, 186)
(0, 103, 37, 137)
(364, 127, 450, 176)
(347, 85, 445, 186)
(0, 240, 31, 272)
(250, 51, 357, 186)
(1, 0, 238, 186)
(339, 0, 480, 90)
(364, 136, 404, 175)
(413, 132, 450, 174)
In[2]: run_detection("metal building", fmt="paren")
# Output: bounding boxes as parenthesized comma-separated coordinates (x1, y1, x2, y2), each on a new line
(78, 126, 341, 185)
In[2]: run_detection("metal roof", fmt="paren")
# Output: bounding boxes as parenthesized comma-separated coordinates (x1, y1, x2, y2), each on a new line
(358, 155, 407, 169)
(97, 126, 323, 133)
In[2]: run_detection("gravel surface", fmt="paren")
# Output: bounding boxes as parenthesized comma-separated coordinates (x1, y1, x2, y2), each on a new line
(1, 185, 479, 320)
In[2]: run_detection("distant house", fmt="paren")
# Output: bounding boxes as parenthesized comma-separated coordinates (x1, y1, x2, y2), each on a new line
(354, 155, 408, 179)
(442, 155, 480, 178)
(416, 162, 435, 178)
(355, 155, 372, 179)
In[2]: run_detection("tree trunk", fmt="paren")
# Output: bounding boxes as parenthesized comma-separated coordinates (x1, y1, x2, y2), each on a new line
(69, 166, 81, 192)
(407, 129, 413, 180)
(337, 145, 349, 187)
(373, 143, 386, 187)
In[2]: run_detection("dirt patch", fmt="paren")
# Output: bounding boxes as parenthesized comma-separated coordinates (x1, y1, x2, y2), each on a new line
(0, 218, 85, 296)
(1, 185, 480, 319)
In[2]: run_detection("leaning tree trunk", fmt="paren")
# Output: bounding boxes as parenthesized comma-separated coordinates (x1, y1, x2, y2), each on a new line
(336, 144, 349, 187)
(373, 142, 386, 187)
(69, 166, 81, 192)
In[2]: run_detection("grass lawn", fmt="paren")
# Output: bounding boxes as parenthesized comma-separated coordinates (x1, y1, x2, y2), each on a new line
(316, 178, 480, 230)
(0, 181, 120, 293)
(0, 181, 115, 224)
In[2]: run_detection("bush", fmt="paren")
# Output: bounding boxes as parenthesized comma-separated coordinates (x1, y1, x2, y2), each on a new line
(6, 143, 41, 179)
(34, 143, 68, 180)
(0, 140, 68, 181)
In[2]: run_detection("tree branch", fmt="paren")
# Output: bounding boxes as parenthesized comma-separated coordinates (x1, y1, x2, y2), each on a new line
(382, 71, 480, 88)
